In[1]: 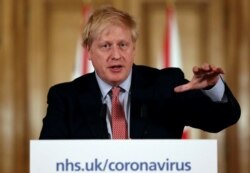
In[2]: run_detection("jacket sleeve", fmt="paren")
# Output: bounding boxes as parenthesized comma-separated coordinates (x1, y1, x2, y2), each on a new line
(39, 84, 70, 139)
(172, 69, 241, 133)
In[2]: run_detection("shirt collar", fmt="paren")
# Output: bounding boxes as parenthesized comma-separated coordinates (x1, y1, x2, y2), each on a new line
(95, 70, 132, 99)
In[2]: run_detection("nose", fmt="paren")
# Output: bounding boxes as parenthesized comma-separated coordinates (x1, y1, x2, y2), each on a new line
(111, 46, 121, 60)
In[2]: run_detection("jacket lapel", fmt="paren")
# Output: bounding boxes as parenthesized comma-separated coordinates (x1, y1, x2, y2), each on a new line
(77, 73, 109, 138)
(129, 65, 153, 138)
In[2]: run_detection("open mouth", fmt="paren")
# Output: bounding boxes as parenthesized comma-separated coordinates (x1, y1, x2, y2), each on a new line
(110, 65, 123, 72)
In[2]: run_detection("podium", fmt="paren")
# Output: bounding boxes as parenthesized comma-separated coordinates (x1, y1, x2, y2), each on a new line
(30, 140, 217, 173)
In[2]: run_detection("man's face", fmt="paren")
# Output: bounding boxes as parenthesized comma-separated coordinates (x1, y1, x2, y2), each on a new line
(89, 24, 135, 86)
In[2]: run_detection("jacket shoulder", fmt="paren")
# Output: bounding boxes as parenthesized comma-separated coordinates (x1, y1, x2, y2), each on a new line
(47, 72, 96, 96)
(133, 65, 184, 79)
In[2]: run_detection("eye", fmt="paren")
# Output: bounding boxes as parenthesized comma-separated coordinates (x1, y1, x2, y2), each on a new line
(99, 43, 111, 49)
(119, 42, 128, 49)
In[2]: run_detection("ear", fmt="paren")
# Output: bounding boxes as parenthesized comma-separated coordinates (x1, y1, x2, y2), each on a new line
(86, 46, 92, 60)
(132, 43, 136, 56)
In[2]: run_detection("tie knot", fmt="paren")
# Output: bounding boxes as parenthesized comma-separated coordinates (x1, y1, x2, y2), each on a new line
(112, 86, 120, 97)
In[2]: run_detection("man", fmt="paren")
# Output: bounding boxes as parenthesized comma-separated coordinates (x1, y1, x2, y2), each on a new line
(39, 6, 240, 139)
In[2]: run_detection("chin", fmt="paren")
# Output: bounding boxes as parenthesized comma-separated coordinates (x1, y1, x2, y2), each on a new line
(110, 81, 122, 86)
(109, 78, 123, 86)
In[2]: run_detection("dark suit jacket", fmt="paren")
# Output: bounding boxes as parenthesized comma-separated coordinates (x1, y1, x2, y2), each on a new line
(39, 65, 240, 139)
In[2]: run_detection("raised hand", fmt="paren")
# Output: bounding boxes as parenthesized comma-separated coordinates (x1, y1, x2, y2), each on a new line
(174, 63, 224, 93)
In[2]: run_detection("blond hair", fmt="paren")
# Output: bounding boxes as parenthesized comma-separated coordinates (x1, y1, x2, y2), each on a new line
(82, 6, 138, 48)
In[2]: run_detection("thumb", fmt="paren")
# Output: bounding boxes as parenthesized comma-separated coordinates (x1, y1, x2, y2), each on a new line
(174, 84, 191, 93)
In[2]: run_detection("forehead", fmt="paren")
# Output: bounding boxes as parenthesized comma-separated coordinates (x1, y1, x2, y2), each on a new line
(95, 24, 132, 41)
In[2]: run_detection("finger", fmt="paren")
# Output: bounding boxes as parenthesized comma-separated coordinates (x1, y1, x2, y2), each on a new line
(212, 66, 224, 74)
(202, 63, 211, 71)
(204, 68, 224, 78)
(202, 64, 224, 74)
(194, 65, 224, 77)
(201, 64, 214, 73)
(193, 65, 212, 76)
(193, 66, 205, 75)
(174, 83, 192, 93)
